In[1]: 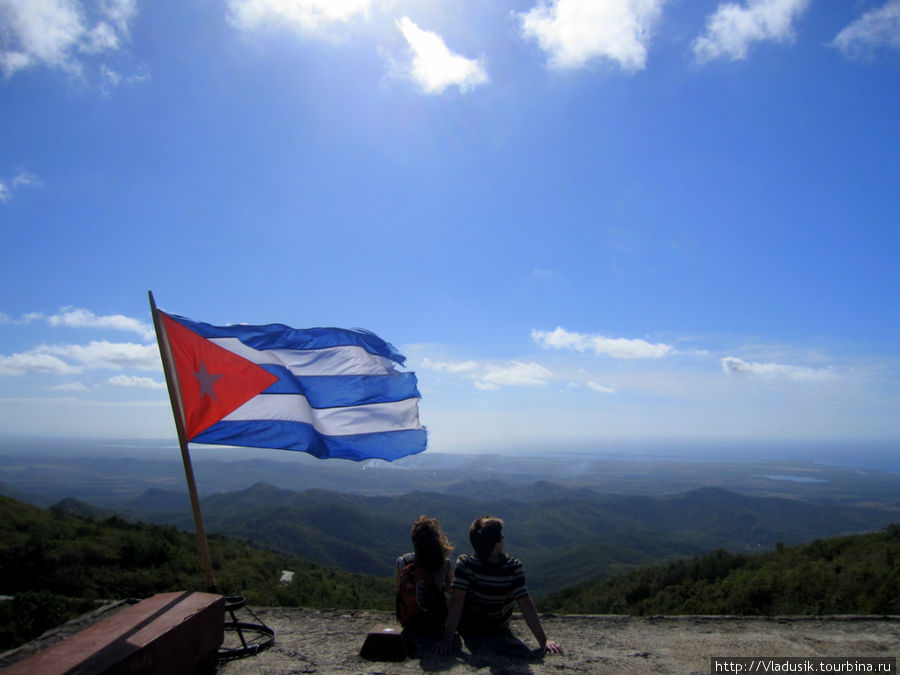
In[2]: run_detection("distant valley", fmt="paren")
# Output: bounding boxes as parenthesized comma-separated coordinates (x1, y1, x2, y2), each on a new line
(3, 488, 897, 656)
(41, 480, 900, 598)
(2, 444, 899, 598)
(2, 441, 900, 652)
(3, 443, 900, 507)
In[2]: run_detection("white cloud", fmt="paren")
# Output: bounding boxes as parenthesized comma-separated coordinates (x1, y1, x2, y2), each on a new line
(721, 356, 837, 381)
(0, 341, 159, 376)
(832, 0, 900, 59)
(50, 381, 90, 392)
(532, 327, 672, 359)
(0, 0, 84, 75)
(101, 63, 149, 91)
(227, 0, 370, 33)
(0, 351, 81, 376)
(586, 381, 616, 393)
(81, 20, 119, 53)
(101, 0, 137, 37)
(43, 307, 155, 340)
(395, 17, 487, 94)
(100, 63, 121, 89)
(420, 356, 551, 390)
(0, 0, 138, 77)
(40, 341, 160, 371)
(692, 0, 810, 63)
(0, 169, 39, 203)
(518, 0, 667, 71)
(421, 358, 478, 374)
(475, 361, 551, 390)
(17, 312, 45, 325)
(0, 307, 159, 378)
(123, 65, 150, 84)
(11, 169, 39, 188)
(1, 51, 30, 76)
(108, 375, 166, 389)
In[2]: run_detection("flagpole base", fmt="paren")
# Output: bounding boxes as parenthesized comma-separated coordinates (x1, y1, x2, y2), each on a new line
(217, 595, 275, 661)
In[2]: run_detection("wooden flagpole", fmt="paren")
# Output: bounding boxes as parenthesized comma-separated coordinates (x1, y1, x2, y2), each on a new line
(149, 291, 217, 593)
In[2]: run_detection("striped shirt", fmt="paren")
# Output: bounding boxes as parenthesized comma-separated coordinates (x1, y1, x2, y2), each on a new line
(452, 553, 529, 631)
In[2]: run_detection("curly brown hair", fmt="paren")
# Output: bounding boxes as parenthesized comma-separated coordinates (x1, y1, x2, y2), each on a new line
(410, 515, 453, 574)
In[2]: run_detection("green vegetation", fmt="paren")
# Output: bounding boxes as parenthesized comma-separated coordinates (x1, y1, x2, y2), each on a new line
(0, 591, 97, 654)
(0, 495, 393, 651)
(541, 524, 900, 616)
(3, 482, 899, 654)
(113, 483, 896, 599)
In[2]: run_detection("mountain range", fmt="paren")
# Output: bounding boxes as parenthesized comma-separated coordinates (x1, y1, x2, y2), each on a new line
(64, 480, 898, 598)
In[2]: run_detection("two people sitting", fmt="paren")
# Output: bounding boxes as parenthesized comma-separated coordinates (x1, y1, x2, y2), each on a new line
(395, 515, 562, 655)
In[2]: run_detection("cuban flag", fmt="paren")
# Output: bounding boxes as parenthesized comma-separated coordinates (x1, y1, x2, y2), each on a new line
(157, 311, 426, 462)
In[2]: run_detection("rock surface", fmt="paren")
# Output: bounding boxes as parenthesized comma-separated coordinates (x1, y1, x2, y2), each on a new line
(217, 608, 900, 674)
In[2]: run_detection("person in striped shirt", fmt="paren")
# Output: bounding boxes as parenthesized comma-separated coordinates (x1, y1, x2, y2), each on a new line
(435, 516, 562, 655)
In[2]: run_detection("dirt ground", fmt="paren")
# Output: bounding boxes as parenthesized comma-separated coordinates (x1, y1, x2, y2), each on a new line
(215, 608, 900, 674)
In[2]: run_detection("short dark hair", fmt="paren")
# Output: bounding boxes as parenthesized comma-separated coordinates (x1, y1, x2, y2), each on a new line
(469, 516, 504, 558)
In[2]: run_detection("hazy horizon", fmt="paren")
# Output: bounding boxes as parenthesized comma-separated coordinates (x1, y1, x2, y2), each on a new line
(1, 435, 898, 476)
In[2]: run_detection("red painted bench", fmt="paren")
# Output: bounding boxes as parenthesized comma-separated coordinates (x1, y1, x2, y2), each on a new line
(5, 591, 224, 675)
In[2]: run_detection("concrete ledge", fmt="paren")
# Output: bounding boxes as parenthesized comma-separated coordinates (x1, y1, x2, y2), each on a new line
(4, 591, 224, 675)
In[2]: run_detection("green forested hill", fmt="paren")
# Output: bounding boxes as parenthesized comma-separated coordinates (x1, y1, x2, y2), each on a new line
(116, 483, 897, 598)
(541, 524, 900, 616)
(0, 494, 393, 651)
(3, 489, 899, 654)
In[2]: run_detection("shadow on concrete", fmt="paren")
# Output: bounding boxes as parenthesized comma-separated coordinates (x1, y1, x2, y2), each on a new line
(400, 631, 457, 672)
(404, 630, 546, 675)
(461, 630, 541, 675)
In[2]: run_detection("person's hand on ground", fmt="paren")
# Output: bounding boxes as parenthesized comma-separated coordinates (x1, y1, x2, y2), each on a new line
(543, 640, 563, 654)
(434, 634, 455, 655)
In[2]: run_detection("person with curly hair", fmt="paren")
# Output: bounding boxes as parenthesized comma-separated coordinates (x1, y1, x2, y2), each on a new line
(395, 515, 454, 635)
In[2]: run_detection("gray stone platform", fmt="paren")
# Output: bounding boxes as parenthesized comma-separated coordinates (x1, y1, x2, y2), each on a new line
(215, 608, 900, 674)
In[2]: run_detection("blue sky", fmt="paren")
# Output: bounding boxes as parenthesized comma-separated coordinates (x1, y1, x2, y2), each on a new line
(1, 0, 898, 454)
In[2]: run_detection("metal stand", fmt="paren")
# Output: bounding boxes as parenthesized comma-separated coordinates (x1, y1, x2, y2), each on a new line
(217, 595, 275, 661)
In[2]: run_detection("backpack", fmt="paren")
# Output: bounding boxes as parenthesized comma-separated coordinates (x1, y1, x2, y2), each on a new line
(395, 561, 447, 629)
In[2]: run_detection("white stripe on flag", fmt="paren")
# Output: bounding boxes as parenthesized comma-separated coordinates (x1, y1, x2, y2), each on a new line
(210, 338, 398, 375)
(222, 394, 422, 436)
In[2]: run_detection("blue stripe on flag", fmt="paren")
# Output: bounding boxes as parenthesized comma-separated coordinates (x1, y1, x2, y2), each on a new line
(192, 420, 427, 462)
(259, 367, 420, 407)
(167, 313, 407, 364)
(162, 311, 426, 461)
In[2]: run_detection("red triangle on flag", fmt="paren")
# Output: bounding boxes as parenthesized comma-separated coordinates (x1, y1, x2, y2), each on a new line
(161, 313, 279, 440)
